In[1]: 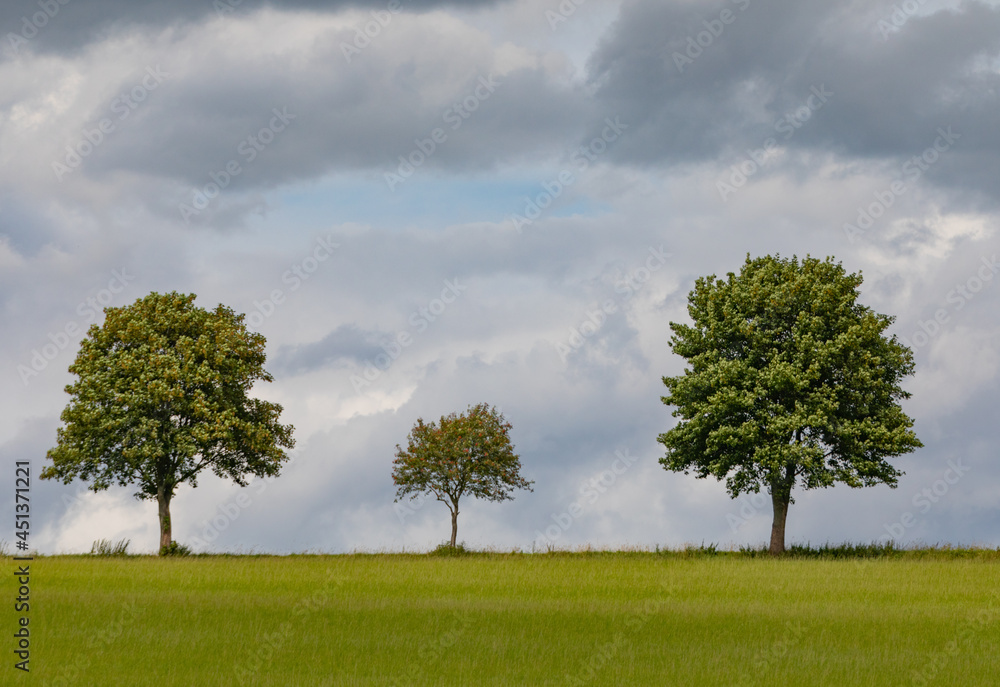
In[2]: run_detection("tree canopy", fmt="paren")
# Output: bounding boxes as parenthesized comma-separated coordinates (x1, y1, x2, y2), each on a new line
(41, 291, 295, 554)
(392, 403, 533, 547)
(658, 254, 922, 554)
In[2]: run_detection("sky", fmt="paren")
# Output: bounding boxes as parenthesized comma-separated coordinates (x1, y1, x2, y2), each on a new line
(1, 0, 998, 554)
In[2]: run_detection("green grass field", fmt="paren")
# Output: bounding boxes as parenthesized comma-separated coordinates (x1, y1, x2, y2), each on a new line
(11, 550, 1000, 686)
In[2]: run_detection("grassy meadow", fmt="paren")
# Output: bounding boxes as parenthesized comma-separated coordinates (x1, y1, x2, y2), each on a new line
(11, 548, 1000, 686)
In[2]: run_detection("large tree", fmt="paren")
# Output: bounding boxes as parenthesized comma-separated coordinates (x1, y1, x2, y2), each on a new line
(42, 291, 295, 554)
(392, 403, 533, 548)
(658, 254, 922, 554)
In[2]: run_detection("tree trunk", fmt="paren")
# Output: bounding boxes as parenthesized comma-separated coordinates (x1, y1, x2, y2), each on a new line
(157, 484, 172, 554)
(768, 464, 795, 556)
(769, 488, 790, 556)
(447, 495, 460, 548)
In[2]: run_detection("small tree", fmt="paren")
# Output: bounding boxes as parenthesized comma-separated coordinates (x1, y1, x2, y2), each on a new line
(392, 403, 533, 547)
(658, 254, 922, 554)
(42, 291, 295, 554)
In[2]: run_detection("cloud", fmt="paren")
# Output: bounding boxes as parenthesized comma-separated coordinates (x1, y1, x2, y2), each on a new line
(2, 6, 595, 228)
(586, 0, 1000, 202)
(0, 0, 507, 60)
(275, 323, 390, 373)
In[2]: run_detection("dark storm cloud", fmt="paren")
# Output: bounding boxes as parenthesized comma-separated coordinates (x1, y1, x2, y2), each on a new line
(274, 323, 388, 373)
(586, 0, 1000, 200)
(35, 18, 592, 216)
(0, 191, 57, 258)
(11, 0, 1000, 207)
(92, 65, 588, 191)
(0, 0, 502, 59)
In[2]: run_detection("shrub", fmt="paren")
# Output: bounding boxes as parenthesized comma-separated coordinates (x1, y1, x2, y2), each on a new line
(90, 538, 131, 556)
(430, 542, 472, 557)
(160, 540, 192, 557)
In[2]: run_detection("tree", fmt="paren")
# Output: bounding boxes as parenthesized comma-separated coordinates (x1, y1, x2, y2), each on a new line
(658, 254, 922, 555)
(41, 291, 295, 554)
(392, 403, 533, 547)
